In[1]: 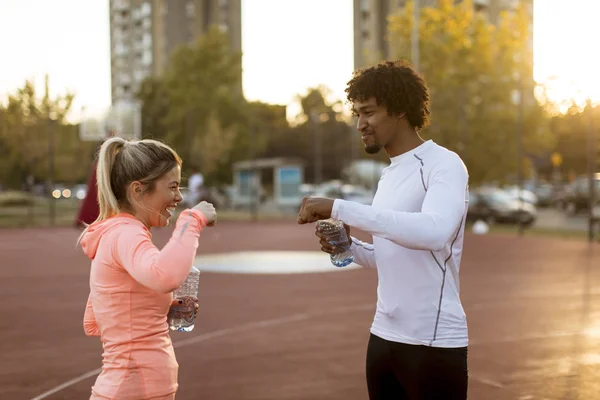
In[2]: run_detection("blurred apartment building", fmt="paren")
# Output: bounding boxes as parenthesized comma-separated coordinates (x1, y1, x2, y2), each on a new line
(353, 0, 534, 70)
(109, 0, 242, 105)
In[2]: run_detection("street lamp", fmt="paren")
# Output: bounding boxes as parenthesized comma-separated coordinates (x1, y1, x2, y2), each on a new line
(411, 0, 420, 72)
(586, 98, 597, 242)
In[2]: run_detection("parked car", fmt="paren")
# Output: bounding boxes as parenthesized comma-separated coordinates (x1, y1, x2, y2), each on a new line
(503, 186, 538, 206)
(467, 187, 537, 226)
(314, 182, 374, 205)
(532, 183, 554, 207)
(562, 174, 600, 215)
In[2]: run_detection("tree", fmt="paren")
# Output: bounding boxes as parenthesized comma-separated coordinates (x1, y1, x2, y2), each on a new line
(539, 105, 600, 179)
(161, 26, 244, 176)
(0, 75, 93, 188)
(388, 0, 554, 185)
(137, 77, 169, 141)
(275, 86, 358, 184)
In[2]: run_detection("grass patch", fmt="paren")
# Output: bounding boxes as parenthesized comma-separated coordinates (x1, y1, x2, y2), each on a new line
(467, 222, 598, 242)
(0, 196, 79, 228)
(0, 191, 35, 207)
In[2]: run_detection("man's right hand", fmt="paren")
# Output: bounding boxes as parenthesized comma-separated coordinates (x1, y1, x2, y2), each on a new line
(315, 223, 351, 254)
(193, 201, 217, 226)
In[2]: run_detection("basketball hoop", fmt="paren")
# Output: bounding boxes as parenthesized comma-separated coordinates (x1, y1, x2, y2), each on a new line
(79, 106, 108, 142)
(79, 101, 142, 142)
(105, 101, 142, 140)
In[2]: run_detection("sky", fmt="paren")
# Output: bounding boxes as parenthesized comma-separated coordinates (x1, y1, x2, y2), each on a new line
(0, 0, 599, 121)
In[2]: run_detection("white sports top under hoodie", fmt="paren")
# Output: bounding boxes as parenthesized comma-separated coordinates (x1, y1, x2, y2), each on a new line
(331, 140, 469, 348)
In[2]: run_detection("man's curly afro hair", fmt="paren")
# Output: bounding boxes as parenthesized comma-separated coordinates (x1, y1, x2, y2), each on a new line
(345, 60, 431, 130)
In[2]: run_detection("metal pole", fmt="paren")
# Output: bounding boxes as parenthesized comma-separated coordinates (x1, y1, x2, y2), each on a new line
(311, 112, 323, 185)
(48, 119, 56, 226)
(517, 80, 525, 237)
(411, 0, 420, 72)
(185, 110, 193, 168)
(586, 98, 596, 242)
(249, 122, 258, 222)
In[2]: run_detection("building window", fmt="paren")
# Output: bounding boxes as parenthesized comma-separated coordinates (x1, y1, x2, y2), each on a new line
(362, 30, 370, 39)
(115, 57, 126, 70)
(142, 49, 152, 66)
(141, 2, 151, 16)
(134, 69, 147, 82)
(186, 2, 196, 18)
(360, 0, 369, 12)
(143, 32, 152, 48)
(113, 0, 128, 11)
(115, 43, 128, 56)
(119, 74, 132, 84)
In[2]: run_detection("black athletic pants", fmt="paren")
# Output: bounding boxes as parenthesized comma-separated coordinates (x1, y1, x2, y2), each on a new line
(366, 333, 468, 400)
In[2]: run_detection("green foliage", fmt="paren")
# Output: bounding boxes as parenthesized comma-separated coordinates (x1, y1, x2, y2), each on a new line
(543, 105, 600, 178)
(0, 191, 34, 207)
(0, 75, 96, 189)
(135, 26, 251, 185)
(162, 26, 244, 172)
(137, 77, 169, 141)
(258, 86, 356, 183)
(388, 0, 554, 185)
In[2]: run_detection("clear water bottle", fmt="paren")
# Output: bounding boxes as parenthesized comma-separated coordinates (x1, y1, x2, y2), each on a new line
(317, 218, 354, 267)
(168, 266, 200, 332)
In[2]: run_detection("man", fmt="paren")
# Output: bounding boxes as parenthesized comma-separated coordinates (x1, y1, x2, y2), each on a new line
(298, 60, 469, 400)
(187, 170, 205, 206)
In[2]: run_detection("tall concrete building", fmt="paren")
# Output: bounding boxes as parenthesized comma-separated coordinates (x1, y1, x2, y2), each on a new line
(109, 0, 242, 105)
(353, 0, 533, 70)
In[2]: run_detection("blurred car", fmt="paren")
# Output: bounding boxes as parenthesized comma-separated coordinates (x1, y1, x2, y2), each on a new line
(561, 174, 600, 215)
(467, 187, 537, 226)
(314, 182, 374, 205)
(503, 186, 538, 206)
(532, 183, 554, 207)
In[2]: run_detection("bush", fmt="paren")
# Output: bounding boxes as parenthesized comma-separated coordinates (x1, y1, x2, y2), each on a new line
(0, 191, 35, 207)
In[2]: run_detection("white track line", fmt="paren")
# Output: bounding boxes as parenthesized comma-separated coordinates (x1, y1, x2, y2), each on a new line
(30, 304, 373, 400)
(469, 374, 505, 389)
(30, 369, 102, 400)
(30, 301, 596, 399)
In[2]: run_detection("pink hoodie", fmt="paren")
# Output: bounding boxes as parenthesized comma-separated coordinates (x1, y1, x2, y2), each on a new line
(81, 209, 207, 399)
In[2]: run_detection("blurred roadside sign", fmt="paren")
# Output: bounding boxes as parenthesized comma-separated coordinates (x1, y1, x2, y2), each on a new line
(79, 106, 108, 141)
(551, 152, 562, 167)
(79, 101, 141, 142)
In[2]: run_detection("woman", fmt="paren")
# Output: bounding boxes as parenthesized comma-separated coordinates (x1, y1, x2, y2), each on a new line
(79, 137, 217, 399)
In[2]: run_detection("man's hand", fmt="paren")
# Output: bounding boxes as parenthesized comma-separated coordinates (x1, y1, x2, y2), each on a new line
(297, 196, 335, 224)
(316, 223, 351, 254)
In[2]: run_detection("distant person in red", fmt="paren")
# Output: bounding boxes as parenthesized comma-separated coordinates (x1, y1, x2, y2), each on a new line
(75, 131, 118, 228)
(75, 162, 100, 228)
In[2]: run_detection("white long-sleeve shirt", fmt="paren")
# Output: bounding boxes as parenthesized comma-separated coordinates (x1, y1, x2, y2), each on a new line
(332, 140, 469, 348)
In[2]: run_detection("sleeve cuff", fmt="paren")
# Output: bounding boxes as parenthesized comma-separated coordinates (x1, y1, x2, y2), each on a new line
(331, 199, 343, 220)
(183, 208, 208, 228)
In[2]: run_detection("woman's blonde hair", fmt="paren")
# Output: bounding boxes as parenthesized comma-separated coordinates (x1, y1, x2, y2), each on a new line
(78, 137, 182, 242)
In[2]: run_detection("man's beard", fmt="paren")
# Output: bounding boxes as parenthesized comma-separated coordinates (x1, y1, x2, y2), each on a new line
(365, 143, 382, 154)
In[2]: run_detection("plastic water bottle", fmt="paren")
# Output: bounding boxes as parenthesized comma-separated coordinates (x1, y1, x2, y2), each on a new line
(317, 218, 354, 267)
(168, 266, 200, 332)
